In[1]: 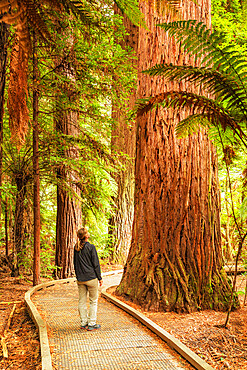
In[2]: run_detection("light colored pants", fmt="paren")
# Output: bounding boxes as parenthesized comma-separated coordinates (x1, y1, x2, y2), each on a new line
(77, 278, 98, 326)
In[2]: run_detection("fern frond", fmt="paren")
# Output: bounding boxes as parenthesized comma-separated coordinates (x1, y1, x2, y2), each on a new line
(175, 114, 210, 138)
(136, 91, 247, 144)
(23, 0, 53, 42)
(58, 0, 101, 27)
(158, 21, 247, 97)
(114, 0, 145, 27)
(143, 63, 247, 120)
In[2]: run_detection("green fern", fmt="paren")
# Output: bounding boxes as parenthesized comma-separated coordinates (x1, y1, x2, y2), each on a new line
(113, 0, 145, 27)
(137, 20, 247, 146)
(158, 21, 247, 93)
(144, 63, 247, 119)
(175, 114, 210, 138)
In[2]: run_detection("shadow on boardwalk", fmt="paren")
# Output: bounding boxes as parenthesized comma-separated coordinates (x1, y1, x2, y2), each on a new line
(32, 273, 194, 370)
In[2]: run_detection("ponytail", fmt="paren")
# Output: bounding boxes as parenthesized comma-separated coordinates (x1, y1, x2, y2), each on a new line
(75, 227, 89, 251)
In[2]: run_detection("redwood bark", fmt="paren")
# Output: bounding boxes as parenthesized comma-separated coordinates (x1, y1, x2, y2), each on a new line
(0, 23, 8, 231)
(117, 0, 235, 312)
(32, 31, 41, 286)
(54, 45, 82, 279)
(109, 9, 138, 264)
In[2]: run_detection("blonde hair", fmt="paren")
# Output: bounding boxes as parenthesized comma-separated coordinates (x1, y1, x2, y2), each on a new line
(75, 227, 89, 251)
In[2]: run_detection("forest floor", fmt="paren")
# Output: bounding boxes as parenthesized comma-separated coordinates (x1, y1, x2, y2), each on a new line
(109, 274, 247, 370)
(0, 254, 246, 370)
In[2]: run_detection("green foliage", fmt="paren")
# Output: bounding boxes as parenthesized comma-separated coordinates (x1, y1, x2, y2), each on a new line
(35, 2, 136, 224)
(218, 149, 247, 256)
(136, 19, 247, 149)
(113, 0, 145, 27)
(0, 0, 139, 274)
(212, 0, 247, 53)
(239, 197, 247, 220)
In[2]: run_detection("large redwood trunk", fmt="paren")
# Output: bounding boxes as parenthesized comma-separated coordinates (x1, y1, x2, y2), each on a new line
(117, 0, 235, 312)
(54, 45, 82, 279)
(109, 10, 138, 264)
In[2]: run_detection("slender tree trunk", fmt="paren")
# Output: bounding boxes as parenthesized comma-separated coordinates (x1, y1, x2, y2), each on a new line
(224, 197, 233, 261)
(54, 35, 82, 279)
(5, 193, 13, 259)
(117, 0, 236, 312)
(109, 9, 138, 264)
(4, 198, 9, 257)
(13, 174, 29, 276)
(0, 22, 9, 226)
(32, 31, 41, 286)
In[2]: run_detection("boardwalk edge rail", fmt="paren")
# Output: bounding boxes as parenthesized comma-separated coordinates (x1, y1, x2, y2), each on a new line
(25, 270, 214, 370)
(101, 287, 214, 370)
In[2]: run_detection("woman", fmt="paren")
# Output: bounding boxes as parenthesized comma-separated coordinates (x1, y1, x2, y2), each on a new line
(74, 227, 103, 331)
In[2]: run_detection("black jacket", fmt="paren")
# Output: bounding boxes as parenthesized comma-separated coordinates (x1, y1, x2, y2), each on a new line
(73, 241, 102, 282)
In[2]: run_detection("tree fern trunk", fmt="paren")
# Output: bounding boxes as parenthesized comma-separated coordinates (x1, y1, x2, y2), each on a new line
(117, 0, 236, 312)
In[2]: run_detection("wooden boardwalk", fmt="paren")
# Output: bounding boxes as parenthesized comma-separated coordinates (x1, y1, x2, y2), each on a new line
(32, 273, 194, 370)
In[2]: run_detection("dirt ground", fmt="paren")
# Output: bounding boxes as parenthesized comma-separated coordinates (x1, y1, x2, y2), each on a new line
(0, 273, 41, 370)
(0, 256, 246, 370)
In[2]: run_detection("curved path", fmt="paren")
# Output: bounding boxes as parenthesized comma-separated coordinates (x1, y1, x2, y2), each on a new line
(28, 272, 213, 370)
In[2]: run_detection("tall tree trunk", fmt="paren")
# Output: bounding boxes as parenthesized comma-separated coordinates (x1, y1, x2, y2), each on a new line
(32, 31, 41, 286)
(4, 198, 9, 257)
(13, 173, 29, 276)
(55, 114, 82, 278)
(54, 41, 82, 279)
(224, 193, 233, 261)
(117, 0, 236, 312)
(109, 9, 138, 264)
(0, 22, 9, 228)
(4, 193, 13, 259)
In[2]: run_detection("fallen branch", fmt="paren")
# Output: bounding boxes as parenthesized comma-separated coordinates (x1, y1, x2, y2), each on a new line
(1, 303, 16, 358)
(0, 300, 22, 305)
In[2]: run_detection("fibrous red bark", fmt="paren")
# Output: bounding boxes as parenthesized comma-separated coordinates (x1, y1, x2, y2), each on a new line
(117, 0, 236, 312)
(110, 9, 138, 264)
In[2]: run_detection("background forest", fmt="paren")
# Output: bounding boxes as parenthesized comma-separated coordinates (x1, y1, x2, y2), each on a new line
(0, 0, 246, 308)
